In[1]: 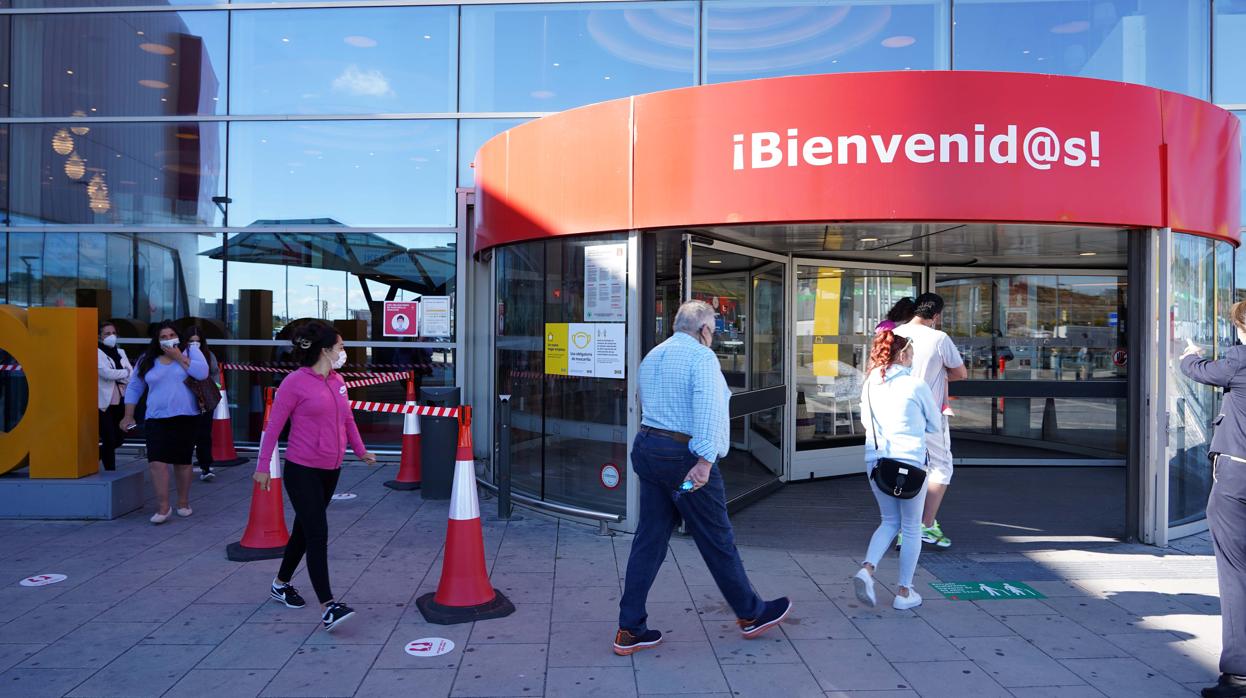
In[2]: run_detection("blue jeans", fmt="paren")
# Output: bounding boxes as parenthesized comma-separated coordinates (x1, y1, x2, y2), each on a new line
(619, 431, 764, 634)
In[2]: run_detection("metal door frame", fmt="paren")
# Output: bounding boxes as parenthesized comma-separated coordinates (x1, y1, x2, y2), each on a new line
(788, 257, 927, 480)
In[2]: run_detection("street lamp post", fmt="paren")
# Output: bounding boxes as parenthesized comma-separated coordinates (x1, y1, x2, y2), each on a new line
(19, 255, 37, 307)
(307, 284, 321, 319)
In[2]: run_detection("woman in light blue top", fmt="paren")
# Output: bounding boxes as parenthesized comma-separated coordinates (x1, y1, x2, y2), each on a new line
(852, 330, 942, 611)
(120, 321, 208, 524)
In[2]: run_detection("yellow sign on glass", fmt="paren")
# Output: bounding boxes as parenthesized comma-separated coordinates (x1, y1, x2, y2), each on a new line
(545, 323, 569, 375)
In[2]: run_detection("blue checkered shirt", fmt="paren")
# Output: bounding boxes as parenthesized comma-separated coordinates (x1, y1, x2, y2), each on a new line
(638, 332, 731, 462)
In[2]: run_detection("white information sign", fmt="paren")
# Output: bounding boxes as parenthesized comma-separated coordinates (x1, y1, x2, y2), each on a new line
(584, 243, 627, 321)
(421, 297, 452, 338)
(20, 574, 67, 587)
(593, 323, 625, 379)
(405, 637, 455, 657)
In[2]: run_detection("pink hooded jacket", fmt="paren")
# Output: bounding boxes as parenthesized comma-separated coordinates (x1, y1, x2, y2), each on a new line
(256, 367, 366, 473)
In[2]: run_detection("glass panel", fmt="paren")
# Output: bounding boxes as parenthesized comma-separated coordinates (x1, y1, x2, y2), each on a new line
(496, 242, 545, 498)
(5, 12, 227, 117)
(1168, 234, 1221, 526)
(1215, 0, 1246, 103)
(7, 0, 220, 8)
(939, 273, 1127, 381)
(704, 1, 949, 83)
(752, 262, 785, 390)
(951, 396, 1126, 454)
(0, 18, 9, 118)
(494, 235, 629, 514)
(719, 405, 785, 501)
(794, 264, 920, 450)
(230, 7, 456, 115)
(458, 119, 529, 187)
(227, 120, 455, 227)
(460, 2, 698, 112)
(954, 0, 1210, 98)
(8, 122, 224, 226)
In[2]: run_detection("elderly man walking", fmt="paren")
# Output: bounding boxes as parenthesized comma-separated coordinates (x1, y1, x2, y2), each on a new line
(614, 300, 790, 656)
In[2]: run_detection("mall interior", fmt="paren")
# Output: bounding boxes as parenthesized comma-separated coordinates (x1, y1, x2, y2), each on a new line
(2, 1, 1245, 548)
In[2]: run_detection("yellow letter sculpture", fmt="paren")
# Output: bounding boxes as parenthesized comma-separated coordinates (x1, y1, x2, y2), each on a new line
(0, 306, 99, 478)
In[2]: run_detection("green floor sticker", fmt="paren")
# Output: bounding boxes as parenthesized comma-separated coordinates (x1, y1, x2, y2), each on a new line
(929, 581, 1045, 601)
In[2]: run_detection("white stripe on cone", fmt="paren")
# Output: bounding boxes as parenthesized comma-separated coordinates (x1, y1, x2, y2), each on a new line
(448, 458, 479, 521)
(259, 430, 283, 479)
(403, 402, 420, 436)
(212, 389, 230, 420)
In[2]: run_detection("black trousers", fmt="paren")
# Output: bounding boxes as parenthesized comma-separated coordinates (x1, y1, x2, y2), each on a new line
(98, 404, 125, 471)
(277, 461, 341, 604)
(1209, 454, 1246, 676)
(194, 411, 213, 474)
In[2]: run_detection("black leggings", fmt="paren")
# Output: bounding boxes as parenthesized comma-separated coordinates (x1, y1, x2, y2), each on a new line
(277, 462, 341, 604)
(98, 404, 125, 471)
(194, 411, 213, 474)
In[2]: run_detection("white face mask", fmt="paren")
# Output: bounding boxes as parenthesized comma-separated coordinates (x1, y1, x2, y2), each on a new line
(189, 341, 200, 348)
(332, 350, 347, 369)
(1237, 329, 1246, 346)
(159, 338, 178, 349)
(102, 335, 117, 348)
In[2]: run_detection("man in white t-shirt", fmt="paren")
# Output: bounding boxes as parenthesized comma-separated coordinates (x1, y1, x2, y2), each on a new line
(893, 293, 967, 548)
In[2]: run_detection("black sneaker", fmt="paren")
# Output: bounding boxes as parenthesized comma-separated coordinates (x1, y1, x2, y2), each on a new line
(612, 628, 662, 656)
(322, 602, 356, 632)
(270, 582, 306, 609)
(1203, 674, 1246, 698)
(738, 597, 792, 639)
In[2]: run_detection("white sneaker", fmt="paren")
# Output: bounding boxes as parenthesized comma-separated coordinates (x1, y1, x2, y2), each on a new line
(200, 471, 215, 482)
(893, 589, 923, 610)
(852, 568, 877, 607)
(176, 507, 193, 518)
(150, 509, 171, 524)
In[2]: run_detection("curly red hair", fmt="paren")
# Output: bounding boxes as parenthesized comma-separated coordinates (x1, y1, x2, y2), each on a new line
(869, 330, 909, 380)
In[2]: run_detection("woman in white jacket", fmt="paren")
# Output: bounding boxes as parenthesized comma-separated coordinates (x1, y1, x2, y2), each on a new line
(852, 329, 942, 610)
(97, 322, 132, 471)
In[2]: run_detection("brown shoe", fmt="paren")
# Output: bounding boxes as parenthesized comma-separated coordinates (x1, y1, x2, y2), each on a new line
(613, 628, 663, 656)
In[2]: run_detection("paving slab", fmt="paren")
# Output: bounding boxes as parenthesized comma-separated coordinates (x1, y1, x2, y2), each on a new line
(545, 666, 637, 698)
(951, 636, 1085, 688)
(353, 669, 456, 698)
(450, 643, 547, 697)
(65, 643, 212, 697)
(198, 622, 315, 669)
(0, 667, 95, 697)
(1060, 656, 1196, 698)
(792, 639, 910, 692)
(164, 669, 279, 698)
(891, 660, 1012, 698)
(548, 621, 632, 667)
(20, 621, 158, 669)
(260, 644, 381, 697)
(721, 661, 823, 696)
(632, 640, 729, 695)
(703, 619, 803, 664)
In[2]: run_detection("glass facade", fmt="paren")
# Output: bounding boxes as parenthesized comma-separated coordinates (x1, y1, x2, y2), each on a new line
(0, 1, 1242, 531)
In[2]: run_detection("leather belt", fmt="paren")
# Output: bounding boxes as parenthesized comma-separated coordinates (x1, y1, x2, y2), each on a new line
(639, 425, 692, 444)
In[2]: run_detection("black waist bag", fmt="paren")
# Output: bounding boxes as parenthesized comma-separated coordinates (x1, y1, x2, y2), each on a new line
(867, 379, 927, 499)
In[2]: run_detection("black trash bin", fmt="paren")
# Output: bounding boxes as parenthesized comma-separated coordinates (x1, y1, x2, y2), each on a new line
(419, 387, 461, 500)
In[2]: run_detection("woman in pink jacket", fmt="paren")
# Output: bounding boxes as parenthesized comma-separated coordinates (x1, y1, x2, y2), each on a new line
(253, 321, 375, 632)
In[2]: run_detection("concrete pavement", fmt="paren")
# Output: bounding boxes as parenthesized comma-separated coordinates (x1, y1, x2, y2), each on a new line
(0, 459, 1224, 697)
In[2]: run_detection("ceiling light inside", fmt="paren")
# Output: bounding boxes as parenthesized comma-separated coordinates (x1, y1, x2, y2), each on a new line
(139, 43, 175, 56)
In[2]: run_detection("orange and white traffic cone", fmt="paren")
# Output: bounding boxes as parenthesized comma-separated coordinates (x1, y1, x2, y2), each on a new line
(384, 374, 422, 490)
(416, 406, 514, 624)
(210, 368, 249, 467)
(226, 387, 289, 562)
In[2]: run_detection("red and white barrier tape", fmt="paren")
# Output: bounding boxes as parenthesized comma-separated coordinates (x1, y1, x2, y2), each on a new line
(343, 372, 410, 389)
(220, 362, 430, 376)
(0, 364, 22, 373)
(349, 401, 459, 417)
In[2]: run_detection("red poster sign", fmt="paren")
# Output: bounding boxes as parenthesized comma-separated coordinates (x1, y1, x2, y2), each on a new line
(383, 301, 419, 338)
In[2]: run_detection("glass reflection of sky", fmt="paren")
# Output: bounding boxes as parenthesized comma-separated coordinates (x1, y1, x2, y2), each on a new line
(460, 2, 697, 112)
(227, 120, 456, 228)
(1215, 0, 1246, 103)
(955, 0, 1209, 98)
(704, 1, 949, 81)
(230, 7, 457, 115)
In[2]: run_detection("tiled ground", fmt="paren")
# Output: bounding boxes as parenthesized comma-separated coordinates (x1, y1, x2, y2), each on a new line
(0, 459, 1224, 697)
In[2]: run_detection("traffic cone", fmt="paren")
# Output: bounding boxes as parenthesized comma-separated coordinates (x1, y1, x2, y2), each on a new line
(210, 368, 249, 467)
(416, 406, 514, 625)
(385, 374, 421, 490)
(226, 388, 289, 562)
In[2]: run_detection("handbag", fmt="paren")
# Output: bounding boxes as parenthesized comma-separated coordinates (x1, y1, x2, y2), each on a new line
(185, 375, 221, 414)
(866, 377, 927, 499)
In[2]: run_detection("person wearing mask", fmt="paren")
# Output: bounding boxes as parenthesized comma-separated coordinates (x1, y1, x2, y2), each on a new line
(96, 322, 132, 472)
(874, 297, 916, 334)
(182, 327, 219, 482)
(1180, 302, 1246, 698)
(852, 330, 942, 610)
(615, 300, 790, 656)
(893, 293, 967, 548)
(254, 321, 376, 633)
(119, 322, 207, 523)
